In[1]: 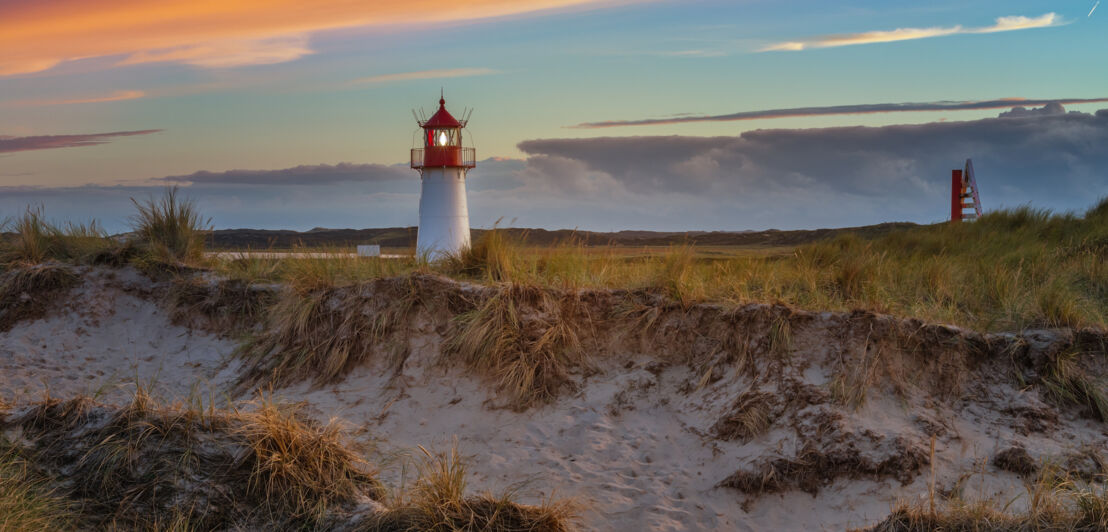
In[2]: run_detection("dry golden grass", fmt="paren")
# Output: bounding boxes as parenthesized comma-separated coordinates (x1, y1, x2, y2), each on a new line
(712, 391, 774, 442)
(129, 186, 210, 265)
(1, 207, 119, 266)
(12, 192, 1108, 333)
(1041, 350, 1108, 422)
(165, 276, 275, 335)
(5, 390, 382, 530)
(363, 443, 576, 532)
(1, 392, 576, 531)
(0, 262, 80, 332)
(235, 276, 425, 390)
(0, 444, 73, 531)
(444, 284, 588, 409)
(210, 199, 1108, 334)
(871, 466, 1108, 531)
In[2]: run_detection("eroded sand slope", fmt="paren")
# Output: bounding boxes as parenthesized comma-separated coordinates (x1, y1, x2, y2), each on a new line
(2, 267, 1105, 531)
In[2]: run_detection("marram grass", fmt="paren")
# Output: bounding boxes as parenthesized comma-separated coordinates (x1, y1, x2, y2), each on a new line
(219, 199, 1108, 332)
(7, 192, 1108, 332)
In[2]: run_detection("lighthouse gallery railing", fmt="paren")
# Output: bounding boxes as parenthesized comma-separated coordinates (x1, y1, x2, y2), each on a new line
(411, 147, 476, 169)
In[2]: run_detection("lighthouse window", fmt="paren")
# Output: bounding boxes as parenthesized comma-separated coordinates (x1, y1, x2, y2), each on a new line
(426, 129, 458, 147)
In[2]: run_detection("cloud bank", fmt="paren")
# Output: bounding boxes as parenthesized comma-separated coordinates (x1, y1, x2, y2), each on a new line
(3, 107, 1107, 232)
(763, 12, 1061, 52)
(158, 163, 409, 186)
(521, 105, 1108, 228)
(0, 130, 162, 154)
(0, 0, 617, 75)
(574, 97, 1108, 128)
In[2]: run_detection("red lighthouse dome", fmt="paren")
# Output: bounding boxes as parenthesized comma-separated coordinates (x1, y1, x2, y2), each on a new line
(411, 97, 475, 170)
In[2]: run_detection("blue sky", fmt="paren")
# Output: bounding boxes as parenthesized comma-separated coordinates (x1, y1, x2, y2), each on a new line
(1, 0, 1105, 231)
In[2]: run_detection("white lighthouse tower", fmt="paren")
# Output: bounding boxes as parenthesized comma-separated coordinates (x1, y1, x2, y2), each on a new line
(411, 95, 476, 259)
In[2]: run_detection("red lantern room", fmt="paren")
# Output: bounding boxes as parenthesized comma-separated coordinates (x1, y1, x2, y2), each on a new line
(411, 97, 476, 170)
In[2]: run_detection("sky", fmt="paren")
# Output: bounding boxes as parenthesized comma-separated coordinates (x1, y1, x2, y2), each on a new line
(1, 0, 1106, 232)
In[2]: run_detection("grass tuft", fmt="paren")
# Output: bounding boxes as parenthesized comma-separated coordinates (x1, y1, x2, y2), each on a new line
(0, 262, 80, 332)
(2, 393, 576, 531)
(237, 277, 425, 389)
(0, 445, 72, 531)
(712, 391, 774, 441)
(871, 467, 1108, 531)
(5, 391, 382, 529)
(364, 442, 576, 532)
(1041, 351, 1108, 422)
(445, 284, 587, 409)
(1, 206, 116, 266)
(441, 227, 521, 282)
(129, 187, 210, 265)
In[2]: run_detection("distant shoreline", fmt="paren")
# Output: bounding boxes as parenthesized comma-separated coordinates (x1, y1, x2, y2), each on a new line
(200, 222, 919, 250)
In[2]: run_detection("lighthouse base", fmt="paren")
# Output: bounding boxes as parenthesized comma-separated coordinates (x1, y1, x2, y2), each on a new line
(417, 167, 470, 259)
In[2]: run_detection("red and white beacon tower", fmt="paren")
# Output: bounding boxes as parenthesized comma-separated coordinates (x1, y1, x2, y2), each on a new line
(411, 96, 476, 258)
(950, 158, 982, 223)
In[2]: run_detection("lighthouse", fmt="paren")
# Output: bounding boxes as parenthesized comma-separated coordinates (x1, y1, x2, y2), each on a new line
(411, 95, 476, 258)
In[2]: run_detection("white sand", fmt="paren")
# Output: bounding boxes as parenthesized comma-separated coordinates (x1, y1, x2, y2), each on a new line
(0, 267, 238, 405)
(2, 269, 1105, 530)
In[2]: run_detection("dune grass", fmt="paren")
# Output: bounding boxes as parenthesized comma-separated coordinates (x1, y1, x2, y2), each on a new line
(232, 248, 411, 291)
(0, 444, 73, 531)
(434, 201, 1108, 331)
(6, 190, 1108, 332)
(872, 465, 1108, 531)
(1, 392, 576, 531)
(5, 390, 382, 529)
(0, 262, 80, 332)
(129, 186, 210, 265)
(228, 199, 1108, 332)
(444, 284, 587, 409)
(365, 443, 575, 531)
(0, 207, 118, 266)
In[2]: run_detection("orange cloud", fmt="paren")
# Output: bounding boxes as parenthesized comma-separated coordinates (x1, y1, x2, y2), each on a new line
(0, 0, 615, 75)
(5, 90, 146, 107)
(351, 67, 499, 85)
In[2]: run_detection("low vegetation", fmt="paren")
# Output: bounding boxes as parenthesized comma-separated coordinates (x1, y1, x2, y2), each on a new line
(6, 189, 1108, 333)
(364, 444, 575, 531)
(129, 186, 210, 264)
(209, 199, 1108, 333)
(0, 207, 122, 266)
(0, 262, 80, 332)
(871, 467, 1108, 531)
(0, 444, 72, 531)
(0, 392, 574, 531)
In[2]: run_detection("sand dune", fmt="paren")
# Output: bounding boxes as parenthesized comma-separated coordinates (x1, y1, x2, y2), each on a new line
(2, 266, 1106, 530)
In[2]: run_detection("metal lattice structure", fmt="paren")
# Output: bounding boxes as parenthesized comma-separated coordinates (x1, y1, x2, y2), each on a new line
(951, 158, 983, 222)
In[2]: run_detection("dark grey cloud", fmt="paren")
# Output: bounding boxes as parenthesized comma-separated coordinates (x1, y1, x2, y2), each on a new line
(0, 130, 162, 153)
(575, 97, 1108, 128)
(997, 102, 1067, 118)
(521, 106, 1108, 225)
(158, 162, 409, 186)
(0, 159, 528, 233)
